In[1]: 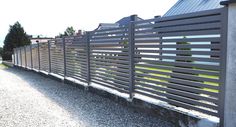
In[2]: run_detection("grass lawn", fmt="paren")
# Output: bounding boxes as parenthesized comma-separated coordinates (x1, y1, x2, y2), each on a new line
(135, 65, 219, 93)
(0, 64, 8, 69)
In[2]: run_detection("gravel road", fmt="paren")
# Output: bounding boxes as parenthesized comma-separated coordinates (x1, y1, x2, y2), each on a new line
(0, 66, 175, 127)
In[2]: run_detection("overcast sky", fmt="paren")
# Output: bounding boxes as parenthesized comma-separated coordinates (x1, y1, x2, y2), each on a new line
(0, 0, 177, 47)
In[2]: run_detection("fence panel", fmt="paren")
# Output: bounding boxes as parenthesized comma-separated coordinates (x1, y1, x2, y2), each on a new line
(21, 47, 26, 67)
(133, 8, 224, 117)
(50, 39, 64, 76)
(39, 42, 49, 72)
(12, 49, 16, 65)
(18, 48, 21, 66)
(89, 27, 130, 93)
(32, 44, 39, 70)
(65, 36, 88, 82)
(15, 48, 19, 66)
(26, 45, 32, 68)
(12, 8, 227, 119)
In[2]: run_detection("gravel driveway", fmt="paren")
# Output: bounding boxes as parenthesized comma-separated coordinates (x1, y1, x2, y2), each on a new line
(0, 66, 174, 127)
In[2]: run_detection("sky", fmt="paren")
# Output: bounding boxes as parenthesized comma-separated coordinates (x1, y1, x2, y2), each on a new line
(0, 0, 177, 47)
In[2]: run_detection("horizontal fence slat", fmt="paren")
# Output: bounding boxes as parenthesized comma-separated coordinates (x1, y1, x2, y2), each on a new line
(135, 59, 220, 71)
(135, 81, 218, 104)
(135, 67, 219, 83)
(91, 77, 129, 90)
(134, 54, 220, 63)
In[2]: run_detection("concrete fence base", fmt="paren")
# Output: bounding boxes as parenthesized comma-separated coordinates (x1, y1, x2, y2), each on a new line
(12, 65, 219, 127)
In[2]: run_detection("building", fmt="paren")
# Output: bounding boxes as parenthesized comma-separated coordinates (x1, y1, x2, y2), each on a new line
(94, 23, 120, 31)
(30, 36, 53, 44)
(94, 15, 144, 31)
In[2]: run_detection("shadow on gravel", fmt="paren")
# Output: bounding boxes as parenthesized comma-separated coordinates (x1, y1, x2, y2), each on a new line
(3, 67, 174, 127)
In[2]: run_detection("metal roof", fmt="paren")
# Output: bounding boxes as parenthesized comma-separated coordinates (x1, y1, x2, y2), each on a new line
(164, 0, 224, 17)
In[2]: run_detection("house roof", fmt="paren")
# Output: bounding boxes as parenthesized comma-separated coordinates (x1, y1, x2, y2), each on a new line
(94, 23, 119, 31)
(94, 15, 145, 31)
(164, 0, 224, 17)
(116, 16, 143, 26)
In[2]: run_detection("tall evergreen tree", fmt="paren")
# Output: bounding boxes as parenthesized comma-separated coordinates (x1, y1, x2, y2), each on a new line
(0, 47, 3, 57)
(2, 22, 31, 60)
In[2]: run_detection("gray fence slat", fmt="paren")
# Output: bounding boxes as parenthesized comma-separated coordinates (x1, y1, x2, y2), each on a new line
(91, 63, 129, 72)
(135, 81, 218, 104)
(90, 51, 128, 55)
(91, 70, 129, 82)
(91, 55, 129, 60)
(91, 48, 129, 51)
(135, 59, 220, 71)
(91, 35, 128, 40)
(90, 43, 127, 47)
(91, 66, 129, 77)
(90, 60, 129, 69)
(135, 67, 219, 83)
(91, 58, 129, 64)
(92, 30, 127, 36)
(90, 39, 128, 43)
(135, 29, 220, 38)
(91, 74, 129, 86)
(91, 77, 129, 90)
(135, 72, 219, 91)
(135, 54, 220, 63)
(135, 44, 220, 49)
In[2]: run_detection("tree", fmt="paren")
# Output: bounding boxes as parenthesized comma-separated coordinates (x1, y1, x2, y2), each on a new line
(65, 26, 75, 36)
(58, 26, 76, 37)
(0, 47, 3, 57)
(2, 22, 31, 60)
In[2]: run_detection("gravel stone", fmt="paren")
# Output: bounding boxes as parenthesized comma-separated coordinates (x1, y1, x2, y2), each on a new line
(0, 67, 175, 127)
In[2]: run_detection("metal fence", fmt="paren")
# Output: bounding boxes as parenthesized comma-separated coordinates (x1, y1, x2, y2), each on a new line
(13, 8, 227, 119)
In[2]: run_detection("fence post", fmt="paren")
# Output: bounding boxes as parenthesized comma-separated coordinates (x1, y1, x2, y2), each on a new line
(86, 32, 91, 86)
(219, 1, 236, 127)
(62, 37, 67, 77)
(16, 48, 19, 66)
(13, 48, 15, 65)
(37, 42, 40, 70)
(48, 40, 51, 73)
(30, 44, 33, 69)
(20, 47, 22, 67)
(12, 49, 14, 65)
(24, 46, 27, 68)
(128, 15, 137, 100)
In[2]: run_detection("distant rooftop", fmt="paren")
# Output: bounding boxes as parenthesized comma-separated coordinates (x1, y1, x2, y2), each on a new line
(94, 15, 146, 31)
(94, 23, 120, 31)
(164, 0, 224, 17)
(116, 16, 143, 26)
